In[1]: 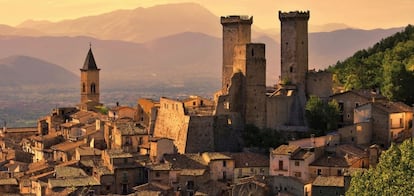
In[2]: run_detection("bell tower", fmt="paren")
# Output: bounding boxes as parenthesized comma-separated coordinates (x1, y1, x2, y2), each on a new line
(80, 46, 100, 104)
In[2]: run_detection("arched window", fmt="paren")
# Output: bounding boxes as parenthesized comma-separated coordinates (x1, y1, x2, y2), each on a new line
(91, 83, 96, 94)
(82, 83, 86, 92)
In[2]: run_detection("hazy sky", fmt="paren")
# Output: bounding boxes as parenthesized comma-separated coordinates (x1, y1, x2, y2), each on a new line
(1, 0, 414, 30)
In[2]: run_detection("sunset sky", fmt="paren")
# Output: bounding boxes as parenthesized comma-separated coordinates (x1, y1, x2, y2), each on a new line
(1, 0, 414, 30)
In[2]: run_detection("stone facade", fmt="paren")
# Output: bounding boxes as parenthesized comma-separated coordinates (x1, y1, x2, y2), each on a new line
(153, 97, 214, 153)
(331, 89, 385, 127)
(279, 11, 309, 92)
(306, 71, 333, 99)
(220, 15, 252, 94)
(80, 48, 100, 104)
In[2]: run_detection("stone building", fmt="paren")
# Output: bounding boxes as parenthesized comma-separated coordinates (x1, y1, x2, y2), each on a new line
(153, 97, 215, 153)
(79, 47, 102, 111)
(220, 15, 252, 94)
(354, 101, 413, 147)
(331, 89, 386, 127)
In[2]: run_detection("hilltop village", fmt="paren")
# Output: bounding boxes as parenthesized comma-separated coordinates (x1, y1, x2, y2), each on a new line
(0, 11, 413, 196)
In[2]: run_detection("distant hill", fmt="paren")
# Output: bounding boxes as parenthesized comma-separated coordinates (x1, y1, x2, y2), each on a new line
(0, 26, 404, 88)
(0, 55, 78, 88)
(17, 3, 221, 43)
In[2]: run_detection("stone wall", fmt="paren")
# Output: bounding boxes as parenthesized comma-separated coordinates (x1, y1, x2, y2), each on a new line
(153, 98, 190, 154)
(221, 15, 252, 94)
(306, 71, 333, 99)
(186, 116, 215, 153)
(279, 11, 309, 92)
(266, 96, 294, 129)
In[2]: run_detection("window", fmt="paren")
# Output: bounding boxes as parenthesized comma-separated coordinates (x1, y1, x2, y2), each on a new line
(187, 180, 194, 190)
(91, 83, 96, 94)
(279, 160, 284, 170)
(155, 172, 160, 177)
(337, 169, 342, 176)
(294, 172, 301, 177)
(223, 171, 227, 180)
(223, 160, 227, 167)
(251, 49, 254, 56)
(400, 118, 403, 128)
(139, 137, 143, 145)
(338, 102, 344, 112)
(290, 66, 293, 73)
(82, 83, 86, 92)
(355, 102, 360, 108)
(317, 169, 321, 175)
(295, 161, 300, 166)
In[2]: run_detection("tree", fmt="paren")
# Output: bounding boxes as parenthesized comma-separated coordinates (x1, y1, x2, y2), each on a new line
(305, 96, 340, 135)
(347, 139, 414, 195)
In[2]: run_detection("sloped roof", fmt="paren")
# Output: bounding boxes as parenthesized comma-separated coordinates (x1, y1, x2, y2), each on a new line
(272, 145, 300, 155)
(312, 176, 344, 187)
(372, 101, 412, 113)
(81, 48, 99, 71)
(164, 154, 208, 170)
(223, 152, 269, 168)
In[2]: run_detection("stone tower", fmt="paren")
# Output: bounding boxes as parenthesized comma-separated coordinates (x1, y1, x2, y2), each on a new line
(220, 16, 252, 94)
(233, 43, 267, 128)
(279, 11, 309, 91)
(80, 47, 100, 104)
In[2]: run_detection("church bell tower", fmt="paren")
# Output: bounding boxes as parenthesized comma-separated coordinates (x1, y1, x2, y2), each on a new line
(80, 46, 100, 104)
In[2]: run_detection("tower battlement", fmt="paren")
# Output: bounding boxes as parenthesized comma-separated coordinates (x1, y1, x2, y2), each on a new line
(221, 15, 253, 25)
(279, 11, 310, 20)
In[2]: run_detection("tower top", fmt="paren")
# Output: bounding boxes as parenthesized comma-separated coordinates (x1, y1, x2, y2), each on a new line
(279, 11, 310, 21)
(81, 47, 99, 71)
(221, 15, 253, 25)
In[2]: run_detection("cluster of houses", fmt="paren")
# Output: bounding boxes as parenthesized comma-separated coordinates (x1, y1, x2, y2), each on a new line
(0, 87, 412, 195)
(0, 10, 413, 196)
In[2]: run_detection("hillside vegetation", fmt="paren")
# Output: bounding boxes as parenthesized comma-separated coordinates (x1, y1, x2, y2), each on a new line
(329, 25, 414, 105)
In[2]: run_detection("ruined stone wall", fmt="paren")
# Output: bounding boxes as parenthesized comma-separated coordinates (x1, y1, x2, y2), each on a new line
(266, 96, 294, 129)
(153, 98, 190, 154)
(186, 116, 215, 153)
(137, 98, 158, 128)
(306, 71, 333, 99)
(221, 15, 252, 93)
(233, 43, 267, 128)
(279, 11, 309, 92)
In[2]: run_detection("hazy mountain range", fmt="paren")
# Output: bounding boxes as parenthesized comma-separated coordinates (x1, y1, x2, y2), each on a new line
(0, 3, 405, 89)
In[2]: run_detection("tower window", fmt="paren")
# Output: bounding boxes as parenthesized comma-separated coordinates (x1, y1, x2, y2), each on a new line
(91, 83, 96, 94)
(82, 83, 86, 92)
(251, 49, 254, 56)
(290, 66, 293, 73)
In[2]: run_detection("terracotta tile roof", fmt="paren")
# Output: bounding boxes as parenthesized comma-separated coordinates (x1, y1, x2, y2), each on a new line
(0, 178, 18, 185)
(164, 154, 207, 170)
(312, 176, 344, 187)
(371, 101, 413, 113)
(291, 149, 314, 160)
(310, 154, 358, 168)
(336, 144, 367, 158)
(272, 145, 300, 155)
(76, 146, 101, 156)
(51, 140, 86, 152)
(106, 149, 133, 159)
(55, 166, 87, 178)
(223, 152, 269, 168)
(148, 163, 172, 171)
(180, 169, 206, 176)
(331, 89, 386, 100)
(48, 176, 100, 188)
(202, 152, 232, 160)
(116, 121, 147, 135)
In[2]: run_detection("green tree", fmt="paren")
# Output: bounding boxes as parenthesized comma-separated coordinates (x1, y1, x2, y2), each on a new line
(243, 124, 285, 149)
(347, 139, 414, 195)
(305, 96, 340, 135)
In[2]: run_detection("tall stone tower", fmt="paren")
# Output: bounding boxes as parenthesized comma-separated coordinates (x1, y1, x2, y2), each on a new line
(279, 11, 309, 91)
(220, 16, 252, 94)
(80, 47, 100, 104)
(233, 43, 267, 128)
